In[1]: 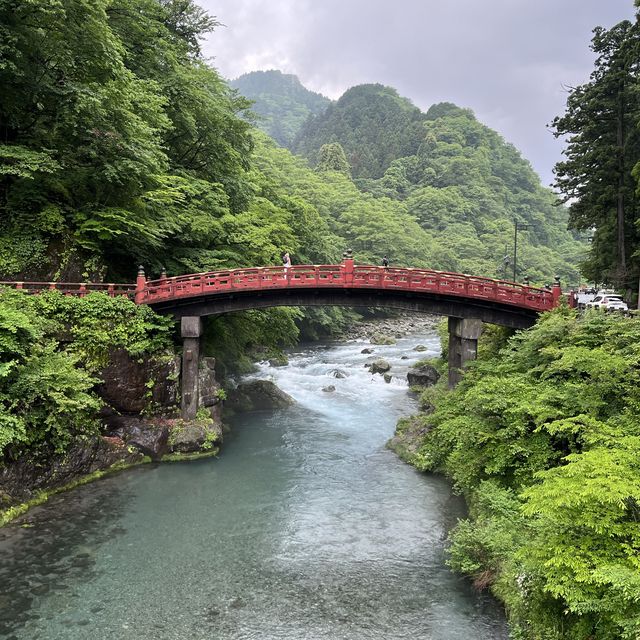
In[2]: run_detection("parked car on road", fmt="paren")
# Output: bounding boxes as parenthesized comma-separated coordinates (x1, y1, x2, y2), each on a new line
(586, 293, 628, 312)
(575, 287, 598, 309)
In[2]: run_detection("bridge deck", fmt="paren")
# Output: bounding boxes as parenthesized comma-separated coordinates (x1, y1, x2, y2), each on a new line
(0, 263, 558, 313)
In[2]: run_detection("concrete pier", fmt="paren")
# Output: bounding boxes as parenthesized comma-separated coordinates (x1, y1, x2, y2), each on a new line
(448, 317, 483, 388)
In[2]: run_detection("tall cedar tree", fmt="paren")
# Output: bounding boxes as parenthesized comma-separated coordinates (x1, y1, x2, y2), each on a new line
(552, 18, 640, 291)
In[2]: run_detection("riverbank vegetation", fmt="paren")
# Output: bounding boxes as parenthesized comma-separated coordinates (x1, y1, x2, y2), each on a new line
(395, 308, 640, 638)
(0, 290, 171, 464)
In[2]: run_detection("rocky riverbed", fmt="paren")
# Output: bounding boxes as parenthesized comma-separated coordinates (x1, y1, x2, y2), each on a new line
(337, 312, 442, 342)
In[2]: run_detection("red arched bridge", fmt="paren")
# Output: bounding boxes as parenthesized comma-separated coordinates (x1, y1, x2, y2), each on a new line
(0, 256, 562, 416)
(1, 258, 561, 329)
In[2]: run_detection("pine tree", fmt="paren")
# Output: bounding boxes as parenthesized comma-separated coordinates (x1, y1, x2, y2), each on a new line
(552, 18, 640, 291)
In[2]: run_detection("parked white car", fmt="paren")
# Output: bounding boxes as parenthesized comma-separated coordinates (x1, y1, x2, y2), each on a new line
(586, 293, 628, 312)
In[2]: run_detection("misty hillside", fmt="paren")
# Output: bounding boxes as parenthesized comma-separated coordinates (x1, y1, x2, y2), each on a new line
(241, 75, 582, 283)
(230, 70, 331, 148)
(293, 84, 428, 180)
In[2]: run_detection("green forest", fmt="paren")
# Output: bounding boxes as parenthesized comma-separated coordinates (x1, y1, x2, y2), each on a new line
(2, 0, 640, 637)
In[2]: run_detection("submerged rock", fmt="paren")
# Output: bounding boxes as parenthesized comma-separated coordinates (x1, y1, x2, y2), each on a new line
(413, 344, 428, 352)
(360, 348, 374, 354)
(322, 385, 336, 393)
(330, 369, 348, 378)
(407, 364, 440, 387)
(226, 380, 295, 412)
(383, 373, 392, 384)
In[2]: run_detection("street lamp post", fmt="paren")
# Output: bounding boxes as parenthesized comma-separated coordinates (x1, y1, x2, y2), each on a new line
(513, 220, 529, 282)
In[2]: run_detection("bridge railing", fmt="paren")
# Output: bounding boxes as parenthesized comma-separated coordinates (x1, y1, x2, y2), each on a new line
(139, 264, 555, 311)
(0, 264, 557, 312)
(0, 281, 136, 298)
(350, 266, 554, 311)
(141, 265, 347, 300)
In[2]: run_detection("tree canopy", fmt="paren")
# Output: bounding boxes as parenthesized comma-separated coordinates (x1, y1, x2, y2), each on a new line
(552, 17, 640, 293)
(413, 309, 640, 639)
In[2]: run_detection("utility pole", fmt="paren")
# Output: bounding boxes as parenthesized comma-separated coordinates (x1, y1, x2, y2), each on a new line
(513, 220, 529, 282)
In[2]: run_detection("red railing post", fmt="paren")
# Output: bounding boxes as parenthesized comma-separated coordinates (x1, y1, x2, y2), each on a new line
(552, 276, 562, 307)
(342, 249, 354, 286)
(135, 265, 146, 304)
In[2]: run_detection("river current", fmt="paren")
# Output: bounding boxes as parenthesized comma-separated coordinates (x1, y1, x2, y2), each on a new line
(0, 327, 507, 639)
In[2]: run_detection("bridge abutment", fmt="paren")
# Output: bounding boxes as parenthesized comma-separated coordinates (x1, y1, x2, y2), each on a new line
(448, 317, 483, 388)
(181, 316, 203, 420)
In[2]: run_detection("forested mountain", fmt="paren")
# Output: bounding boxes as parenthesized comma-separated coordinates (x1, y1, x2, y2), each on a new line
(253, 131, 582, 286)
(294, 84, 427, 179)
(231, 70, 331, 148)
(291, 85, 584, 284)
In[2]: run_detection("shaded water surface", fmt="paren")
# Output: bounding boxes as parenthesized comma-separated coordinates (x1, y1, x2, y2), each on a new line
(0, 329, 508, 639)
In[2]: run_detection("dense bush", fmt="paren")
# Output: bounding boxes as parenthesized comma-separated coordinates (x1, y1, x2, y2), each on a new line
(0, 290, 172, 459)
(414, 308, 640, 638)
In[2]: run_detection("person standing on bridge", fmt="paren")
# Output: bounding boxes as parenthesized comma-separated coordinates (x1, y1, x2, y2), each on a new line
(381, 255, 389, 268)
(282, 251, 291, 272)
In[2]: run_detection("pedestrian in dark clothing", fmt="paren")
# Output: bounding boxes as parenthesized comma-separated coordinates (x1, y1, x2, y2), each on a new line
(381, 256, 389, 268)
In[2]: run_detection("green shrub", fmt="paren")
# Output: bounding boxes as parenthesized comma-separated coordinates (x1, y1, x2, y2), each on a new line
(0, 290, 173, 459)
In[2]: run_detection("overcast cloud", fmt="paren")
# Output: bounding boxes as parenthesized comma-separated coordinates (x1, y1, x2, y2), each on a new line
(200, 1, 635, 186)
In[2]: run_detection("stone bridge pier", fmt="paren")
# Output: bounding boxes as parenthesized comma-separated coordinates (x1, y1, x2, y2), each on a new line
(181, 316, 203, 420)
(447, 317, 483, 389)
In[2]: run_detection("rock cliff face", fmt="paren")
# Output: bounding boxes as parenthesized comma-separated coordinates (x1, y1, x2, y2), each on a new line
(0, 438, 144, 506)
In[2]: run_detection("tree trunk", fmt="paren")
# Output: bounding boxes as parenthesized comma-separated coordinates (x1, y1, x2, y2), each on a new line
(616, 84, 627, 286)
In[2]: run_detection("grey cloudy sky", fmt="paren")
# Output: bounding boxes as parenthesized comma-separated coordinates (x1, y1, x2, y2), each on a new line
(200, 1, 636, 186)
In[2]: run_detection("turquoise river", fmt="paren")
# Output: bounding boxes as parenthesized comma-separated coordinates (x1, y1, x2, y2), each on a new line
(0, 327, 508, 639)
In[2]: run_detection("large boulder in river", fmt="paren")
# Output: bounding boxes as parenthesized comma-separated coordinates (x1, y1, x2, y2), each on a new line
(104, 414, 170, 460)
(370, 359, 391, 374)
(407, 364, 440, 387)
(226, 380, 295, 412)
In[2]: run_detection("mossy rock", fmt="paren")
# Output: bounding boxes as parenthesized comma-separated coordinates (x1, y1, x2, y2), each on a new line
(370, 332, 396, 345)
(268, 355, 289, 367)
(371, 359, 391, 374)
